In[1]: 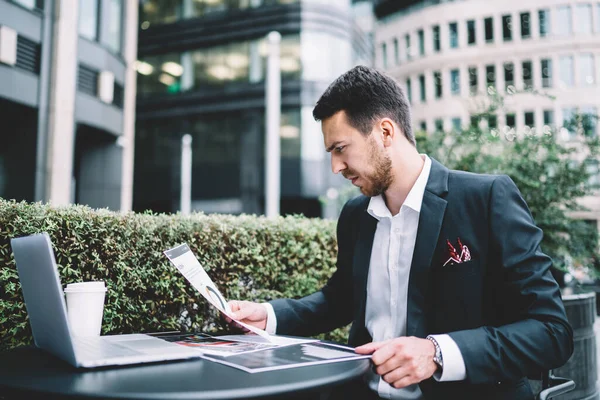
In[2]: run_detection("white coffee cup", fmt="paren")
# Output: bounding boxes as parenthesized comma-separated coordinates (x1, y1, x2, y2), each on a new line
(64, 281, 107, 337)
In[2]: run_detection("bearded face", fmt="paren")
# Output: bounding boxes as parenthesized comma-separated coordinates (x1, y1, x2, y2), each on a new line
(343, 134, 393, 197)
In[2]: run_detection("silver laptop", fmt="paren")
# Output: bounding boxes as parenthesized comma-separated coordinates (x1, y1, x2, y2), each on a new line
(11, 232, 202, 368)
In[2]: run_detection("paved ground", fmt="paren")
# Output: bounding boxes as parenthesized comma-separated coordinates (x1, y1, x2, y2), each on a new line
(596, 317, 599, 385)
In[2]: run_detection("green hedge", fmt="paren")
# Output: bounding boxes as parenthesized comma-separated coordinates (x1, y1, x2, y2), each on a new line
(0, 198, 349, 351)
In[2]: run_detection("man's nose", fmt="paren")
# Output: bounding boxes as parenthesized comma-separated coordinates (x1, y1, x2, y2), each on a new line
(331, 156, 345, 174)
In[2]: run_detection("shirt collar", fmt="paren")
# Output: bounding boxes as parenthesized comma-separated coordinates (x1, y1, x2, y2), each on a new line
(367, 155, 432, 219)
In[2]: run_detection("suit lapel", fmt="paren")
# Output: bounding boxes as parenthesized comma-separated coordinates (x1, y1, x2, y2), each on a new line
(407, 158, 449, 338)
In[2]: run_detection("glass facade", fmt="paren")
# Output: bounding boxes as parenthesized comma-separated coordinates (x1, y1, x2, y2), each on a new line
(419, 74, 426, 102)
(486, 64, 496, 89)
(538, 9, 550, 37)
(484, 17, 493, 42)
(467, 20, 476, 45)
(79, 0, 99, 40)
(555, 6, 572, 36)
(559, 56, 574, 87)
(449, 22, 458, 49)
(433, 71, 442, 98)
(579, 54, 595, 86)
(393, 38, 399, 65)
(520, 12, 531, 38)
(140, 0, 300, 27)
(504, 62, 514, 90)
(105, 0, 123, 53)
(432, 25, 440, 52)
(450, 69, 460, 95)
(418, 29, 425, 56)
(137, 34, 302, 95)
(502, 15, 512, 41)
(469, 66, 477, 95)
(406, 78, 412, 103)
(541, 58, 552, 88)
(574, 4, 592, 34)
(522, 61, 532, 90)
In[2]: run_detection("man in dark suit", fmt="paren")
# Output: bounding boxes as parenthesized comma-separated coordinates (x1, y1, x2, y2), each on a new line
(228, 65, 573, 399)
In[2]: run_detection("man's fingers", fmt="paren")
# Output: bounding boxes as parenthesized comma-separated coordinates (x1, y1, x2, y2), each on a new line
(355, 340, 389, 355)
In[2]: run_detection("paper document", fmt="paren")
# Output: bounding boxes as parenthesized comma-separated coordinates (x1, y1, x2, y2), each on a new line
(164, 243, 272, 341)
(201, 341, 372, 373)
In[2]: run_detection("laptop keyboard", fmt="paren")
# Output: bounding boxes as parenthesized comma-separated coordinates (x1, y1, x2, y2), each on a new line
(74, 336, 141, 360)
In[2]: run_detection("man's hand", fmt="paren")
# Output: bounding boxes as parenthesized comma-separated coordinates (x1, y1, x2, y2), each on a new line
(355, 337, 438, 389)
(226, 300, 268, 331)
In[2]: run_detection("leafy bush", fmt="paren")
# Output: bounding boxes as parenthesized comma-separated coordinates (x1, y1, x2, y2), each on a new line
(0, 198, 349, 350)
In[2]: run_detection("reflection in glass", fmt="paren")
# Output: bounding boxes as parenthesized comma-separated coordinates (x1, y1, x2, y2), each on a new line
(559, 56, 574, 87)
(432, 25, 440, 52)
(541, 59, 552, 88)
(486, 65, 496, 89)
(434, 71, 442, 99)
(520, 12, 531, 38)
(522, 61, 532, 90)
(502, 15, 512, 41)
(555, 6, 572, 36)
(538, 9, 550, 37)
(467, 20, 476, 45)
(468, 66, 477, 95)
(450, 69, 460, 95)
(574, 4, 592, 34)
(79, 0, 99, 40)
(503, 62, 514, 90)
(449, 22, 458, 48)
(105, 0, 123, 53)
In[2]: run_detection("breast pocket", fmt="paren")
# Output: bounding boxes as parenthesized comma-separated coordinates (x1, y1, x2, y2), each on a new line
(431, 260, 484, 331)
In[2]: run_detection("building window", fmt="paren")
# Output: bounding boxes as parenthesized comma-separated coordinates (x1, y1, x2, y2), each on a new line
(418, 29, 425, 56)
(79, 0, 99, 41)
(450, 69, 460, 95)
(555, 6, 572, 36)
(488, 115, 498, 130)
(393, 38, 399, 65)
(452, 117, 462, 131)
(524, 111, 535, 127)
(506, 113, 516, 128)
(467, 20, 476, 45)
(543, 110, 554, 126)
(419, 74, 426, 102)
(575, 4, 593, 34)
(520, 12, 531, 39)
(585, 160, 600, 187)
(541, 58, 553, 88)
(469, 66, 478, 94)
(12, 0, 43, 10)
(470, 115, 480, 128)
(579, 53, 595, 86)
(405, 34, 411, 60)
(504, 62, 514, 90)
(502, 15, 512, 41)
(406, 78, 412, 103)
(581, 107, 598, 136)
(432, 25, 441, 52)
(485, 17, 494, 42)
(559, 56, 574, 87)
(563, 107, 577, 136)
(420, 121, 427, 132)
(381, 42, 388, 68)
(105, 0, 123, 53)
(538, 9, 550, 37)
(435, 118, 444, 132)
(522, 61, 533, 90)
(486, 65, 496, 89)
(434, 71, 442, 98)
(449, 22, 458, 48)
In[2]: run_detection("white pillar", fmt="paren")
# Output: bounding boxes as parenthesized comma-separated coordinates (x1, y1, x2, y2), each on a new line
(120, 0, 139, 212)
(265, 31, 281, 217)
(45, 0, 78, 205)
(180, 134, 192, 215)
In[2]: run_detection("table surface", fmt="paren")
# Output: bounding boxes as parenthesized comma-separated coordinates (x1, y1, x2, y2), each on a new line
(0, 345, 371, 400)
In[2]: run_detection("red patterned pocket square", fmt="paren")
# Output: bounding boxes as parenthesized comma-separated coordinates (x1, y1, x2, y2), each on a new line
(444, 237, 471, 266)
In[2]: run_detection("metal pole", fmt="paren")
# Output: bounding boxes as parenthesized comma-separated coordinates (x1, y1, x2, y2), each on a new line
(180, 134, 192, 215)
(265, 31, 281, 217)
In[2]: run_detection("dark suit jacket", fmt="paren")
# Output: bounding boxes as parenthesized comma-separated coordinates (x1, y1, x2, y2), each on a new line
(270, 158, 574, 399)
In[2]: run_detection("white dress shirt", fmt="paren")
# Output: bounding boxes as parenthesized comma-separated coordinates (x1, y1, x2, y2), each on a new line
(264, 155, 466, 399)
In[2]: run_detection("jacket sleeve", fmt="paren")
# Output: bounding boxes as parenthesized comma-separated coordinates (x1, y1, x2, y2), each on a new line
(448, 175, 574, 384)
(269, 197, 359, 337)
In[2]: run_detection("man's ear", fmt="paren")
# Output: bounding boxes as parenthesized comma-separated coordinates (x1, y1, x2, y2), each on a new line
(380, 119, 396, 147)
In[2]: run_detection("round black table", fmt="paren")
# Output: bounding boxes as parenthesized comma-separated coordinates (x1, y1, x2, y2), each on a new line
(0, 346, 371, 400)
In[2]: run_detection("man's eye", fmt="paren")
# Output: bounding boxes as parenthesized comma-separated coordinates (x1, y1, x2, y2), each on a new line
(335, 146, 345, 153)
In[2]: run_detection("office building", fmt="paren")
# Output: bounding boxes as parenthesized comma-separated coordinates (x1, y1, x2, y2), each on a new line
(375, 0, 600, 227)
(0, 0, 138, 211)
(134, 0, 373, 217)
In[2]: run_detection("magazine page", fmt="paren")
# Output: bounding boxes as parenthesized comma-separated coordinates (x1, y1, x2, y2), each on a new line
(157, 333, 278, 357)
(200, 342, 372, 373)
(164, 243, 272, 341)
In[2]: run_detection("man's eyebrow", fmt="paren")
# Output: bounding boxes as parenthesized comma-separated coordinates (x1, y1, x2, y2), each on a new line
(326, 141, 342, 153)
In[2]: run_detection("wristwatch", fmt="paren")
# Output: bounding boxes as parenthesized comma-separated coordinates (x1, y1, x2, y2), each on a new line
(426, 335, 444, 370)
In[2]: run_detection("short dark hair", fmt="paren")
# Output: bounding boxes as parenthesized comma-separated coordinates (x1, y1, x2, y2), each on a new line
(312, 65, 415, 146)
